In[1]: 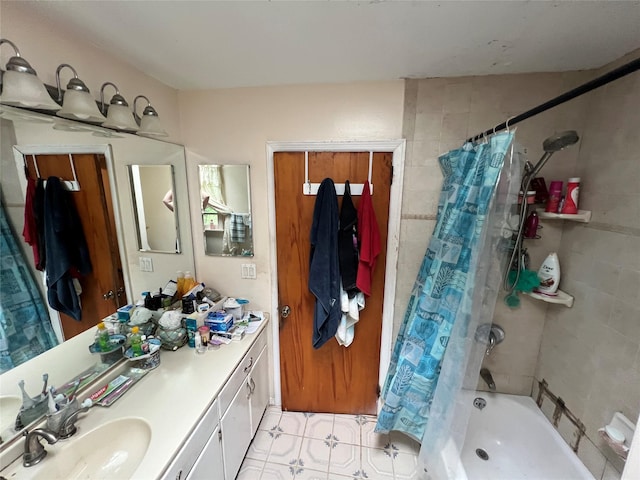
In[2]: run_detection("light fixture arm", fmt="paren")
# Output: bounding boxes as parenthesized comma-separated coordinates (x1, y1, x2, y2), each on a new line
(100, 81, 129, 114)
(0, 38, 37, 75)
(55, 63, 91, 102)
(133, 94, 160, 125)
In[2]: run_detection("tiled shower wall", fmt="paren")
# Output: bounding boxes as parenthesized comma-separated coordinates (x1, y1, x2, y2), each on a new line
(397, 71, 591, 394)
(535, 51, 640, 479)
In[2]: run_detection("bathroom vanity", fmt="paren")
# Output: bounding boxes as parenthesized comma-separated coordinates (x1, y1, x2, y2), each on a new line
(0, 319, 270, 480)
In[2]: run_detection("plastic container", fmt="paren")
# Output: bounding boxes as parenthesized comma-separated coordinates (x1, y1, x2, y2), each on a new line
(95, 322, 110, 352)
(545, 181, 563, 213)
(176, 271, 185, 297)
(536, 253, 561, 295)
(518, 191, 537, 205)
(561, 177, 580, 214)
(130, 326, 144, 357)
(183, 271, 197, 293)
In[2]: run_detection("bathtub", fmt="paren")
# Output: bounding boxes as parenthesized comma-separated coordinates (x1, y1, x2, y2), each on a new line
(453, 391, 594, 480)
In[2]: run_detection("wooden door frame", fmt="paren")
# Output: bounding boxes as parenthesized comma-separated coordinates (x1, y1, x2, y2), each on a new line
(11, 144, 130, 341)
(266, 140, 406, 409)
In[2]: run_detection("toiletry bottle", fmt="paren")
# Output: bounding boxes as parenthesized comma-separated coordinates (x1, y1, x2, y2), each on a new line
(176, 271, 185, 297)
(561, 177, 580, 214)
(95, 322, 110, 352)
(524, 211, 539, 239)
(546, 181, 563, 213)
(130, 326, 143, 357)
(537, 253, 561, 295)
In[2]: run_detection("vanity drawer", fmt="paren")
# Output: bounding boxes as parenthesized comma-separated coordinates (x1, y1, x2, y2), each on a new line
(218, 330, 267, 416)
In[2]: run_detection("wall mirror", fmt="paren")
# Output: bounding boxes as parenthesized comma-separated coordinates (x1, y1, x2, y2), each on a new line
(199, 164, 253, 256)
(129, 164, 181, 253)
(0, 105, 195, 445)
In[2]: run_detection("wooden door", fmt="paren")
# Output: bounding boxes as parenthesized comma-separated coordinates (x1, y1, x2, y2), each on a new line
(25, 153, 125, 339)
(275, 151, 392, 415)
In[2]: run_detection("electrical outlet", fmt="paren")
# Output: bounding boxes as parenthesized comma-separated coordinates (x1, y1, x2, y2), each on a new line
(139, 257, 153, 272)
(241, 263, 256, 279)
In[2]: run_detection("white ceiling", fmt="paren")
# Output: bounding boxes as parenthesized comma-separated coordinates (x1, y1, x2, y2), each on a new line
(24, 0, 640, 90)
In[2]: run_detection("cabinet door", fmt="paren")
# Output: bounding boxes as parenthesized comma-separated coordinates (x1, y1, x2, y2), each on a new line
(249, 345, 269, 437)
(186, 424, 224, 480)
(220, 379, 252, 480)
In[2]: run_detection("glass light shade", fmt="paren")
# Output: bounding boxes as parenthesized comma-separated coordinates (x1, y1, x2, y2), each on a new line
(102, 104, 138, 131)
(137, 114, 168, 137)
(0, 70, 61, 111)
(57, 89, 106, 123)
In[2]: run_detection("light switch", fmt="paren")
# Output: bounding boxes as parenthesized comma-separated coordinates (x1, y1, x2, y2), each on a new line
(241, 263, 256, 279)
(139, 257, 153, 272)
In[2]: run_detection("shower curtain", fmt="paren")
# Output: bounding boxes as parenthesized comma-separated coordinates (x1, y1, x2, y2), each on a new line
(376, 132, 517, 459)
(0, 203, 58, 373)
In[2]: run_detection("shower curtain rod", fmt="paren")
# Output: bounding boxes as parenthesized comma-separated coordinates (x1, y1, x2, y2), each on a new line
(467, 56, 640, 143)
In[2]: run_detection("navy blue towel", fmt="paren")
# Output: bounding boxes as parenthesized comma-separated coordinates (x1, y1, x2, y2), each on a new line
(44, 177, 92, 321)
(309, 178, 340, 349)
(338, 180, 359, 297)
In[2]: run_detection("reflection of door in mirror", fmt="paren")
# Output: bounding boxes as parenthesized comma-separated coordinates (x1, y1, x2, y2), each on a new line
(129, 165, 180, 253)
(24, 154, 126, 340)
(199, 164, 253, 256)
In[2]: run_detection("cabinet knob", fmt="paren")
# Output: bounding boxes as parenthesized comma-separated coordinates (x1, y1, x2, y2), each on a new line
(102, 290, 115, 300)
(281, 305, 291, 318)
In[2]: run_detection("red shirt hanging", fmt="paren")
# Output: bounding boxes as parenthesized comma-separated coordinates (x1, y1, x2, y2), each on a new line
(356, 181, 380, 296)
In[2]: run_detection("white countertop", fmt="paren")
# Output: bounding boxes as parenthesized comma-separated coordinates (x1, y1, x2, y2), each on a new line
(1, 319, 269, 479)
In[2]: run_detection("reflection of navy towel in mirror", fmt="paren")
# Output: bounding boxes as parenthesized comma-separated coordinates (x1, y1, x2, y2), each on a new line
(309, 178, 340, 349)
(230, 214, 246, 243)
(44, 177, 92, 321)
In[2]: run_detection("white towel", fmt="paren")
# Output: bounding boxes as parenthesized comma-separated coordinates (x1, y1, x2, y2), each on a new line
(335, 283, 365, 347)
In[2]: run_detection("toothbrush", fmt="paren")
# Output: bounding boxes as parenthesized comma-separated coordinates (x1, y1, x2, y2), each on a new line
(68, 379, 81, 402)
(40, 373, 49, 398)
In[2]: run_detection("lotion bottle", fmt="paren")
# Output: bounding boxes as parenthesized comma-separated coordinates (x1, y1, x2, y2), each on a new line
(537, 253, 561, 295)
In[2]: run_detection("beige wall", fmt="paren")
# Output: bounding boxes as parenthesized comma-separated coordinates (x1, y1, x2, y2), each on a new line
(0, 2, 182, 142)
(535, 50, 640, 479)
(178, 82, 404, 310)
(401, 70, 591, 395)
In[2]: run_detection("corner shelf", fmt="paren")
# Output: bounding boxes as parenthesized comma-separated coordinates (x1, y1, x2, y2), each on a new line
(523, 289, 574, 308)
(537, 210, 591, 223)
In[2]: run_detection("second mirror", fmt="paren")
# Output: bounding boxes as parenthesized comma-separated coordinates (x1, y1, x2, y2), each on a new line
(199, 164, 252, 256)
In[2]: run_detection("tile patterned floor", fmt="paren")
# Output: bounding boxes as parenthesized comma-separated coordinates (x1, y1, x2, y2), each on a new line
(237, 407, 423, 480)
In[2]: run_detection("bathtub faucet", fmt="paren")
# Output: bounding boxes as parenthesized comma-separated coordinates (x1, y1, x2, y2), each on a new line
(480, 368, 496, 391)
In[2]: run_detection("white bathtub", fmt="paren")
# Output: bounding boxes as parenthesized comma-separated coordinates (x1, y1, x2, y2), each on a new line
(456, 391, 595, 480)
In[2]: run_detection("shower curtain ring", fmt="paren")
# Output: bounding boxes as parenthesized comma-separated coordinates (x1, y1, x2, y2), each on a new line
(505, 116, 516, 132)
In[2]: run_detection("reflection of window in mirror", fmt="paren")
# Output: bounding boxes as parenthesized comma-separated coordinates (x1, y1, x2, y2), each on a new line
(199, 165, 253, 257)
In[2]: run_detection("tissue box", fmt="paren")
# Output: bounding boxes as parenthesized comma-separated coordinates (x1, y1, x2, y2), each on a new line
(117, 304, 136, 321)
(205, 311, 234, 332)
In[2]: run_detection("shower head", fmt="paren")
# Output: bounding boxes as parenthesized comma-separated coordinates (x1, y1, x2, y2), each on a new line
(526, 130, 580, 178)
(543, 130, 580, 152)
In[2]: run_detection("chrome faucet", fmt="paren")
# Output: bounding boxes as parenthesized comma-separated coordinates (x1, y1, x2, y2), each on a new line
(22, 428, 59, 467)
(480, 368, 496, 391)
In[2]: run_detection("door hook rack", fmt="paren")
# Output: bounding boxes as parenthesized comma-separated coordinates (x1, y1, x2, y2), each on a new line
(32, 154, 81, 191)
(302, 151, 373, 196)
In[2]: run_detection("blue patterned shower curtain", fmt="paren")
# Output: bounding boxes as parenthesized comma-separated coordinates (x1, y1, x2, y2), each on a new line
(0, 203, 58, 373)
(376, 132, 514, 440)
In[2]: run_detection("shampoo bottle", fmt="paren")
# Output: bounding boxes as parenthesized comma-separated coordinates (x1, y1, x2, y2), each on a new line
(537, 253, 561, 295)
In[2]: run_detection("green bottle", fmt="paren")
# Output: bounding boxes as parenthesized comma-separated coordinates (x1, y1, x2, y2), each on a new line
(130, 326, 143, 357)
(96, 322, 110, 352)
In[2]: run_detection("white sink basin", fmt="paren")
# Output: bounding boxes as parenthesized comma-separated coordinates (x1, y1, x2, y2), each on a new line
(31, 417, 151, 479)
